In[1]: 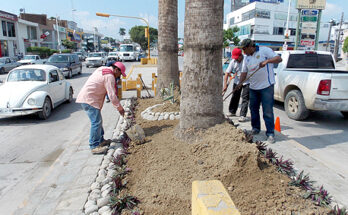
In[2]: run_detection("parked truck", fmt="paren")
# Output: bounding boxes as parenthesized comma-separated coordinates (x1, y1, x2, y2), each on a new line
(274, 50, 348, 120)
(18, 55, 46, 65)
(118, 44, 139, 62)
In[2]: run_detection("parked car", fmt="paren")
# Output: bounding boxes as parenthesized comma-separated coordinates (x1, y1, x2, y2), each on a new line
(74, 52, 86, 61)
(46, 53, 82, 79)
(18, 55, 46, 65)
(86, 52, 107, 68)
(274, 50, 348, 120)
(0, 64, 73, 119)
(0, 57, 21, 74)
(106, 52, 120, 64)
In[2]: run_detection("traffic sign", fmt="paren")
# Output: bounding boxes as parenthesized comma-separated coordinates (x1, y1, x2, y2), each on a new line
(301, 16, 317, 22)
(302, 22, 317, 28)
(301, 9, 318, 16)
(301, 28, 316, 34)
(301, 40, 315, 46)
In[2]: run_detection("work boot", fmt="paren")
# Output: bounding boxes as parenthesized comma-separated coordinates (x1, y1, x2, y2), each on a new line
(91, 146, 108, 154)
(100, 139, 112, 147)
(238, 116, 248, 122)
(267, 136, 275, 144)
(226, 112, 236, 117)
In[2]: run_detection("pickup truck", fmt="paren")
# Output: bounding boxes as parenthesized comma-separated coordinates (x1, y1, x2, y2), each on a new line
(274, 50, 348, 120)
(18, 55, 46, 65)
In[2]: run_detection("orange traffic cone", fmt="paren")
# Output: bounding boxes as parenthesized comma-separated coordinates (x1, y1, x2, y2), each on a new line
(274, 117, 281, 133)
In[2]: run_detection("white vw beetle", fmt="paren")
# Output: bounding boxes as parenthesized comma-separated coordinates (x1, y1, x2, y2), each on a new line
(0, 64, 73, 119)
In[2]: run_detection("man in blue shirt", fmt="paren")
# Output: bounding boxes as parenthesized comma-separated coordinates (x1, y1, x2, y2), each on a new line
(238, 39, 282, 143)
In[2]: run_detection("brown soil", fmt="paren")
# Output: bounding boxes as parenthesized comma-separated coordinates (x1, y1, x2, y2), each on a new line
(123, 98, 330, 215)
(144, 88, 180, 113)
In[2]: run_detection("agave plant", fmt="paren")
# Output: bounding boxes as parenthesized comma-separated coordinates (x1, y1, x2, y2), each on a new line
(303, 186, 332, 206)
(328, 205, 348, 215)
(289, 171, 314, 191)
(275, 156, 295, 176)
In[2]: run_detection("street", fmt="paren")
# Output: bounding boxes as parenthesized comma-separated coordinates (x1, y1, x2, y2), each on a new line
(0, 61, 136, 214)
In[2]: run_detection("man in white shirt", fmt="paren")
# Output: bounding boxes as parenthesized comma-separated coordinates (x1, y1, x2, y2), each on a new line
(223, 48, 250, 122)
(238, 39, 282, 143)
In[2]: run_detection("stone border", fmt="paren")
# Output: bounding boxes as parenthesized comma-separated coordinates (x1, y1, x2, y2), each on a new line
(83, 99, 136, 215)
(140, 103, 180, 121)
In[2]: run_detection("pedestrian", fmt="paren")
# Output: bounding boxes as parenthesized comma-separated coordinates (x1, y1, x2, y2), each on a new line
(76, 61, 126, 154)
(238, 39, 282, 143)
(223, 48, 250, 122)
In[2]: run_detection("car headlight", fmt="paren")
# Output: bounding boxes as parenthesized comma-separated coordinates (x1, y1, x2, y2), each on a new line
(28, 98, 36, 105)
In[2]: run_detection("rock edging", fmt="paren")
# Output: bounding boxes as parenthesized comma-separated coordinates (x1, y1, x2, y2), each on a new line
(140, 103, 180, 121)
(83, 99, 136, 215)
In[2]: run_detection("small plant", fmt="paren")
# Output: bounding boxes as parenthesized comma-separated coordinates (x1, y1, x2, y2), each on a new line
(255, 141, 267, 154)
(160, 82, 177, 104)
(275, 156, 295, 176)
(289, 171, 314, 191)
(303, 186, 332, 206)
(264, 148, 278, 164)
(329, 205, 348, 215)
(110, 194, 140, 215)
(242, 129, 253, 143)
(112, 154, 127, 167)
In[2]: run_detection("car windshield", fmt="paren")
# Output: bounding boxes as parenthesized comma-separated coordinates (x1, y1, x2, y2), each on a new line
(23, 56, 36, 60)
(0, 58, 5, 63)
(89, 53, 102, 57)
(120, 46, 134, 52)
(7, 69, 46, 82)
(48, 55, 70, 63)
(109, 53, 117, 56)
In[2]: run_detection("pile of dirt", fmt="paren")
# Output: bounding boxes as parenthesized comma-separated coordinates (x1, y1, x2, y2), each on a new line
(123, 98, 330, 214)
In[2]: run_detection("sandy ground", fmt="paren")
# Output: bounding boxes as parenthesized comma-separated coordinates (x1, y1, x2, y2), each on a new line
(122, 98, 330, 215)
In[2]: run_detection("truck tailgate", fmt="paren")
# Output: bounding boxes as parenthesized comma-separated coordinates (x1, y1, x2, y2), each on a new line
(330, 72, 348, 99)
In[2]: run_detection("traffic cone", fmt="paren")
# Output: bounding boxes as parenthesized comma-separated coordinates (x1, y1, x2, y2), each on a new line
(274, 117, 281, 133)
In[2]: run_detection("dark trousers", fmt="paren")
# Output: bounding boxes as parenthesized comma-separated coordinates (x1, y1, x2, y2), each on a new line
(229, 83, 249, 117)
(249, 85, 275, 137)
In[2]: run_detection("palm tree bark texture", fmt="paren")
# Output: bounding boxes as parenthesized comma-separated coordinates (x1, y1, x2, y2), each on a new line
(157, 0, 179, 91)
(179, 0, 224, 133)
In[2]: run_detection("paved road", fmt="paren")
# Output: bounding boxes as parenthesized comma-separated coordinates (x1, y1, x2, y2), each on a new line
(0, 61, 136, 214)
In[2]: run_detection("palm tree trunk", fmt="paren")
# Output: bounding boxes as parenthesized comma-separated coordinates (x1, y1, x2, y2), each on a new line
(157, 0, 179, 91)
(179, 0, 224, 133)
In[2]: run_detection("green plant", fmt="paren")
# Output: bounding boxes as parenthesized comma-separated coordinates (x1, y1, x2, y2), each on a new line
(343, 37, 348, 53)
(289, 171, 314, 190)
(275, 156, 295, 176)
(223, 26, 240, 47)
(160, 82, 177, 104)
(62, 49, 72, 53)
(110, 194, 139, 215)
(329, 205, 348, 215)
(129, 25, 158, 50)
(303, 186, 332, 206)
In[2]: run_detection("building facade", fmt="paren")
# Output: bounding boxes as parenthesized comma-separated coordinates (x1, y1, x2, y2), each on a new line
(17, 18, 40, 55)
(0, 10, 18, 57)
(225, 0, 298, 50)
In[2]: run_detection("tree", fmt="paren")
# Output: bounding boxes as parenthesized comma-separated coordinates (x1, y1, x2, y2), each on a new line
(157, 0, 179, 91)
(62, 39, 74, 50)
(178, 0, 224, 137)
(129, 26, 158, 51)
(119, 28, 126, 37)
(343, 37, 348, 53)
(223, 26, 240, 47)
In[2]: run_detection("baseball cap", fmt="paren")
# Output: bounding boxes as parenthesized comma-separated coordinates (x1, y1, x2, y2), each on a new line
(231, 48, 242, 60)
(240, 39, 255, 48)
(107, 61, 126, 77)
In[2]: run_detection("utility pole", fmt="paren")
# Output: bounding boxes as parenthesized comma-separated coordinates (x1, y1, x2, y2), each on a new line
(334, 12, 344, 61)
(283, 0, 292, 50)
(314, 10, 322, 50)
(326, 19, 335, 52)
(295, 9, 301, 50)
(55, 15, 61, 53)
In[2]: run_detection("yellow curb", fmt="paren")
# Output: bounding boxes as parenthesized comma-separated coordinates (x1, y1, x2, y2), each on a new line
(192, 180, 241, 215)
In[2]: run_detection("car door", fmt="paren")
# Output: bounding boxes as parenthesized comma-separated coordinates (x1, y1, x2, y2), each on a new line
(4, 58, 12, 72)
(73, 55, 80, 74)
(48, 69, 65, 103)
(273, 53, 285, 101)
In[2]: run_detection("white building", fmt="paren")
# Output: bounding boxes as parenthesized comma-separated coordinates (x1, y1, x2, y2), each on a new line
(17, 18, 40, 55)
(0, 10, 18, 57)
(318, 21, 348, 55)
(225, 0, 298, 50)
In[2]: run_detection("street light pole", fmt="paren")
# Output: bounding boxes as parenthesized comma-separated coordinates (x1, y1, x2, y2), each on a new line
(326, 19, 335, 52)
(283, 0, 292, 50)
(96, 12, 151, 59)
(334, 12, 344, 61)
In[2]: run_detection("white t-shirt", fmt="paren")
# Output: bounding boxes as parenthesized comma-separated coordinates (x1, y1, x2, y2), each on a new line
(225, 57, 246, 85)
(241, 46, 277, 90)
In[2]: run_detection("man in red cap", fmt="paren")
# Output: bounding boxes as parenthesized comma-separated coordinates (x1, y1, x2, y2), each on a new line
(77, 61, 126, 154)
(223, 48, 250, 122)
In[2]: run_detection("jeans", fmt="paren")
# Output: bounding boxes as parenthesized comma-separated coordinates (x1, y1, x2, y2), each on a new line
(240, 84, 250, 117)
(81, 103, 105, 149)
(229, 83, 242, 114)
(249, 85, 274, 137)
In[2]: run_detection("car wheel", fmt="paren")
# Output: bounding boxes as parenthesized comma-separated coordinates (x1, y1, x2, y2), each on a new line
(0, 68, 4, 74)
(78, 66, 82, 74)
(341, 111, 348, 118)
(284, 90, 310, 121)
(38, 97, 52, 120)
(68, 70, 72, 79)
(67, 87, 73, 103)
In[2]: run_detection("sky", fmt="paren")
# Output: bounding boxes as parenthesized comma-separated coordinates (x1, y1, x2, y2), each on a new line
(1, 0, 347, 40)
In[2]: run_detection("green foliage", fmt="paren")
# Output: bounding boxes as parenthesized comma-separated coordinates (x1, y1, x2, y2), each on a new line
(50, 49, 59, 55)
(223, 27, 240, 47)
(62, 49, 72, 53)
(119, 28, 126, 36)
(26, 46, 55, 58)
(160, 82, 177, 104)
(343, 37, 348, 53)
(62, 39, 75, 50)
(129, 26, 158, 50)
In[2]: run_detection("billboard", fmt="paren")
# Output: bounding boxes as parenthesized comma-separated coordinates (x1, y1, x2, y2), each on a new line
(296, 0, 326, 9)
